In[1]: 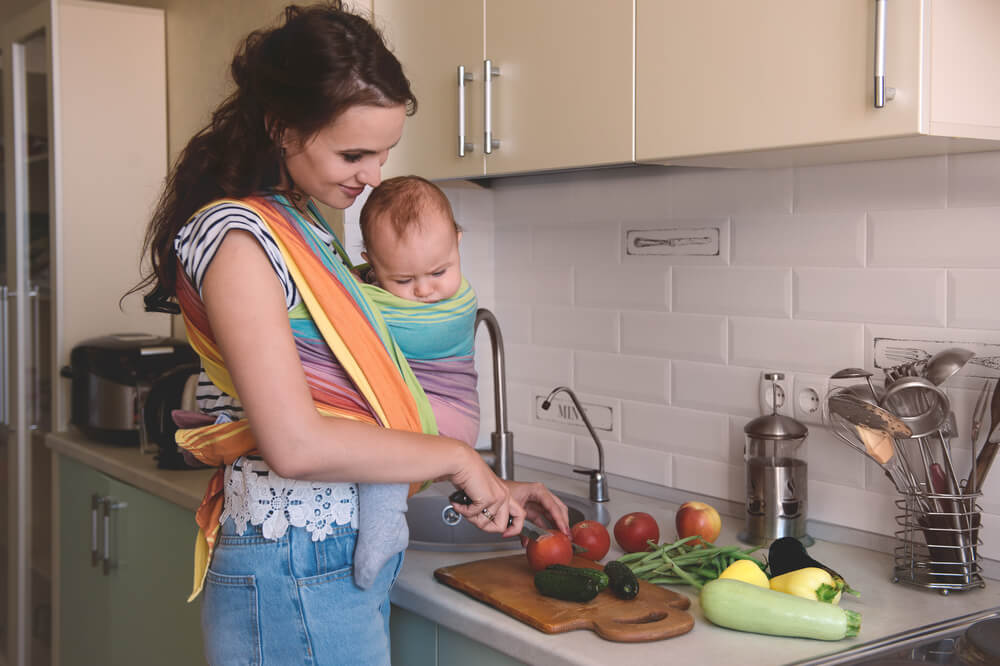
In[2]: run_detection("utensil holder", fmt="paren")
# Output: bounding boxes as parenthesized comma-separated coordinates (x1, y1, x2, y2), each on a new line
(893, 490, 985, 594)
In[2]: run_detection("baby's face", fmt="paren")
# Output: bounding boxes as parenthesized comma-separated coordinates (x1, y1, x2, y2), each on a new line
(365, 208, 463, 303)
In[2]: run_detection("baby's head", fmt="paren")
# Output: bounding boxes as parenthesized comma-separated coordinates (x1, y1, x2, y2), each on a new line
(360, 175, 463, 303)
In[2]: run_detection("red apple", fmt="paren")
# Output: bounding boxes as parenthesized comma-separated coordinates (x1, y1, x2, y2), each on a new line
(674, 501, 721, 545)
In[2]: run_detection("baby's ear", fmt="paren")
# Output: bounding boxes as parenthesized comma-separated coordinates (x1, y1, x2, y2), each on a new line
(361, 251, 370, 264)
(456, 230, 463, 244)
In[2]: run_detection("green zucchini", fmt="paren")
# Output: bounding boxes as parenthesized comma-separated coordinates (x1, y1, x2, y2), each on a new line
(534, 569, 600, 602)
(700, 579, 861, 641)
(546, 564, 610, 591)
(604, 560, 639, 600)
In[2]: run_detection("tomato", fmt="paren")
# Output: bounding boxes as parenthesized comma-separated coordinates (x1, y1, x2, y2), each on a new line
(613, 512, 660, 553)
(525, 530, 574, 571)
(571, 520, 611, 561)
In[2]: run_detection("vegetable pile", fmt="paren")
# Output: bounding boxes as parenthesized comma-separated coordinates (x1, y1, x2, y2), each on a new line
(617, 535, 766, 589)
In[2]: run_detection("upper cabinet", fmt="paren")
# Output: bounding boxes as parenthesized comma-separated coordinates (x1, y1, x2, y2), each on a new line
(374, 0, 634, 180)
(637, 0, 1000, 168)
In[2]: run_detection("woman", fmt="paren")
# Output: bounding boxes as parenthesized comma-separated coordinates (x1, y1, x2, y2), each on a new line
(133, 3, 569, 664)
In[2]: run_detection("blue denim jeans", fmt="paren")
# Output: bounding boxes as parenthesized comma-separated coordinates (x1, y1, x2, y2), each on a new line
(201, 519, 403, 665)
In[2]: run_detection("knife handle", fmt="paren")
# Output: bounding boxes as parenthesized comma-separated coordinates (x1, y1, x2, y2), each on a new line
(448, 489, 514, 527)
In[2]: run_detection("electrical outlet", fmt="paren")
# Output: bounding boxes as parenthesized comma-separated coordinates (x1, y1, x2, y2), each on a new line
(758, 371, 793, 416)
(792, 373, 830, 425)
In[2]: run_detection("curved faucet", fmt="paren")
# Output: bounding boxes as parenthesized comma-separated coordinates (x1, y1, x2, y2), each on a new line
(475, 309, 514, 480)
(541, 386, 609, 502)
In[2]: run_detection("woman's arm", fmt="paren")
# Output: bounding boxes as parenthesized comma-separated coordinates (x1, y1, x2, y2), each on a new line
(202, 229, 523, 535)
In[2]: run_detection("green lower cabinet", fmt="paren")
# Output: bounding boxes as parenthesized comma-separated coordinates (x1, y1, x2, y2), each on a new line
(390, 605, 528, 666)
(58, 455, 205, 665)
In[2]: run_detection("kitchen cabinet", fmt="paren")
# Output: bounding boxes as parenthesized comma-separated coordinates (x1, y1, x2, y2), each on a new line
(57, 454, 204, 666)
(373, 0, 633, 180)
(390, 605, 526, 666)
(637, 0, 1000, 168)
(2, 1, 172, 662)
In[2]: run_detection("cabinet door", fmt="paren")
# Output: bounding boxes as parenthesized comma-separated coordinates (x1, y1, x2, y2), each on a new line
(375, 0, 485, 180)
(106, 475, 205, 666)
(59, 456, 113, 666)
(637, 0, 923, 162)
(485, 0, 633, 176)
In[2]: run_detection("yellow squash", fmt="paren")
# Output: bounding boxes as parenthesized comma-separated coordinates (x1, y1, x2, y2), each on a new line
(718, 559, 769, 588)
(769, 567, 843, 604)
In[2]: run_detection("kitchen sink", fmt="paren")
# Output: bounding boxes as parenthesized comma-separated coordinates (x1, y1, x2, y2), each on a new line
(406, 482, 611, 552)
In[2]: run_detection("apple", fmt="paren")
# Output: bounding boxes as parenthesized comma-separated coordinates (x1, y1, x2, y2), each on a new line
(674, 501, 721, 545)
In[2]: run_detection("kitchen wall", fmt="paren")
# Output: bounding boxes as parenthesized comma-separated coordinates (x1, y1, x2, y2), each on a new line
(444, 151, 1000, 561)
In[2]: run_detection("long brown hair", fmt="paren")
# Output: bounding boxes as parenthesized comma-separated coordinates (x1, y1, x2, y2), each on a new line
(132, 2, 416, 313)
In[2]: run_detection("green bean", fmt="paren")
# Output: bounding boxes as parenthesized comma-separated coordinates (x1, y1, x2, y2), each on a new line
(619, 535, 766, 590)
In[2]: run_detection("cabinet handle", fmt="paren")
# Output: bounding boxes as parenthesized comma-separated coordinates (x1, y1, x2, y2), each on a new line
(484, 59, 500, 154)
(873, 0, 896, 108)
(102, 498, 127, 575)
(0, 284, 8, 425)
(91, 494, 103, 566)
(457, 66, 474, 157)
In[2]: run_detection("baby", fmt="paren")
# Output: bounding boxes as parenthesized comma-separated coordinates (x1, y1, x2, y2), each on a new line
(353, 175, 481, 586)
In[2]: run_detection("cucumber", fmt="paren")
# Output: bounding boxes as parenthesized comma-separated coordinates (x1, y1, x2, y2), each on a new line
(534, 569, 600, 602)
(546, 564, 610, 591)
(604, 560, 639, 600)
(700, 579, 861, 641)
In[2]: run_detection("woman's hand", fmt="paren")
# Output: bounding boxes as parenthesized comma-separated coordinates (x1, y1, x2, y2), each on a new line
(448, 447, 525, 538)
(504, 480, 571, 537)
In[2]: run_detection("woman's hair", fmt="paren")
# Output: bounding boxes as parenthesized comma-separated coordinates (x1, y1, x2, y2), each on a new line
(133, 2, 416, 313)
(359, 175, 459, 256)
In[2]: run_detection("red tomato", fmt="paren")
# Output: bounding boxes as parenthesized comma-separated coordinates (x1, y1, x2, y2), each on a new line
(525, 530, 574, 571)
(613, 512, 660, 553)
(571, 520, 611, 561)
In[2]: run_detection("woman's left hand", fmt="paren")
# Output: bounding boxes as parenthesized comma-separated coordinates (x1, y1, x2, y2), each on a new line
(503, 480, 571, 539)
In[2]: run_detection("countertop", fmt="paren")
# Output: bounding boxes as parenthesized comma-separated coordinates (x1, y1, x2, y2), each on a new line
(48, 430, 1000, 665)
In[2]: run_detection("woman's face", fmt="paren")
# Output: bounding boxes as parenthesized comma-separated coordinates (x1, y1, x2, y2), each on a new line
(282, 104, 406, 210)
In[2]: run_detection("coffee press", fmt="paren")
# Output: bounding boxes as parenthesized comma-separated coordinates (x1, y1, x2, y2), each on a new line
(738, 373, 813, 546)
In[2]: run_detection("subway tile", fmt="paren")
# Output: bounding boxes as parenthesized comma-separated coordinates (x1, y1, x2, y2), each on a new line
(869, 206, 1000, 267)
(533, 307, 619, 352)
(622, 401, 730, 461)
(576, 264, 669, 310)
(948, 270, 1000, 329)
(805, 427, 867, 489)
(508, 423, 575, 463)
(494, 228, 531, 267)
(795, 155, 948, 213)
(495, 264, 572, 306)
(670, 455, 744, 504)
(794, 268, 946, 326)
(863, 458, 900, 497)
(576, 439, 671, 486)
(674, 267, 791, 317)
(622, 218, 731, 267)
(574, 351, 669, 404)
(669, 166, 794, 217)
(730, 317, 865, 373)
(532, 225, 620, 266)
(529, 389, 621, 443)
(504, 381, 537, 427)
(978, 512, 999, 560)
(505, 343, 573, 387)
(490, 303, 531, 345)
(808, 480, 898, 535)
(621, 312, 727, 362)
(864, 324, 1000, 388)
(672, 361, 763, 418)
(733, 212, 865, 267)
(948, 151, 1000, 208)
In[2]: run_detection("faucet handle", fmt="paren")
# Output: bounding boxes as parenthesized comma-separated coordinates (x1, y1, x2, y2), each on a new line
(572, 468, 609, 503)
(573, 467, 599, 477)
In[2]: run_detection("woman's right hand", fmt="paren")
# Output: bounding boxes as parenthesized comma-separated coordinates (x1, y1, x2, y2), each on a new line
(448, 446, 525, 538)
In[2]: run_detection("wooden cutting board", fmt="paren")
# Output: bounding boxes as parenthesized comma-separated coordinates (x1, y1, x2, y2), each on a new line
(434, 554, 694, 642)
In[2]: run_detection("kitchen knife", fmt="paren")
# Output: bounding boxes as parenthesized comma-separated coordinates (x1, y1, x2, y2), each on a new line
(448, 489, 585, 552)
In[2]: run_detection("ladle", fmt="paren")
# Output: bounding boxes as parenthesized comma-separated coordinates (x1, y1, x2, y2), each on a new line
(923, 347, 975, 386)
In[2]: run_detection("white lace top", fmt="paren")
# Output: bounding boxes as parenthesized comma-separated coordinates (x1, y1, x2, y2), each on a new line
(176, 201, 359, 541)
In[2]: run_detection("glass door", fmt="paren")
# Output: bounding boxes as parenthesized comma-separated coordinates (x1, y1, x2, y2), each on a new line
(3, 9, 53, 665)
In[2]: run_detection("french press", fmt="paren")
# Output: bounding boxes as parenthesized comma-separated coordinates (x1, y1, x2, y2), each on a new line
(738, 373, 813, 546)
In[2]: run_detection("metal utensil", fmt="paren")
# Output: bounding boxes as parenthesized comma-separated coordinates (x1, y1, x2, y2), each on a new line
(971, 379, 992, 445)
(448, 488, 585, 552)
(967, 379, 1000, 494)
(831, 367, 880, 403)
(882, 376, 951, 438)
(923, 347, 975, 386)
(828, 392, 913, 437)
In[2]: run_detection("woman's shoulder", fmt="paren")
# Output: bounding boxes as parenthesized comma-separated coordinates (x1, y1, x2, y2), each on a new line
(178, 199, 272, 244)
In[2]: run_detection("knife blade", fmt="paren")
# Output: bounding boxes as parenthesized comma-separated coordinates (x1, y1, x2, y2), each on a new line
(448, 488, 585, 552)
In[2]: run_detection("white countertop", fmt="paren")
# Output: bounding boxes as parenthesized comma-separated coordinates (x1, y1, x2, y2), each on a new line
(48, 431, 1000, 665)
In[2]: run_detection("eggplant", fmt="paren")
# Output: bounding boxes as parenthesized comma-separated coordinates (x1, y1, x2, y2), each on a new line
(767, 537, 859, 598)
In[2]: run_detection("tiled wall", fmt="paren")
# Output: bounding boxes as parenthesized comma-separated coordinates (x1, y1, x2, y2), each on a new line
(444, 151, 1000, 559)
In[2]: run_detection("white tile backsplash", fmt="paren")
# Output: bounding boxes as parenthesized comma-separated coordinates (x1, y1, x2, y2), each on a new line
(459, 151, 1000, 548)
(794, 268, 947, 326)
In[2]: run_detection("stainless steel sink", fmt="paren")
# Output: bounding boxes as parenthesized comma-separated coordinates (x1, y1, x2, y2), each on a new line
(406, 482, 611, 552)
